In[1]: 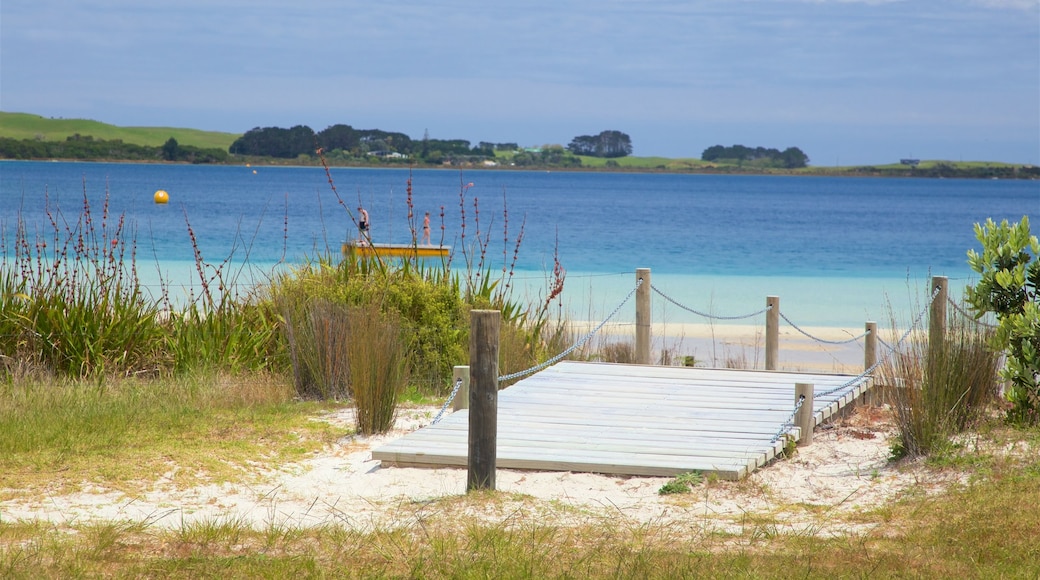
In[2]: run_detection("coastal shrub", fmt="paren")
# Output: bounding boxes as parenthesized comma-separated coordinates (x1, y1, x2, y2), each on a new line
(304, 157, 572, 395)
(881, 310, 1000, 459)
(965, 216, 1040, 425)
(271, 255, 466, 396)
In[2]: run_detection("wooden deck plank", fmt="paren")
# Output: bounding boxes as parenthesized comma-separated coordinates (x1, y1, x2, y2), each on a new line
(371, 361, 870, 480)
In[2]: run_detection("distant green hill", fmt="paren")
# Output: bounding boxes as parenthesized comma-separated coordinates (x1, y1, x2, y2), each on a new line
(0, 112, 239, 150)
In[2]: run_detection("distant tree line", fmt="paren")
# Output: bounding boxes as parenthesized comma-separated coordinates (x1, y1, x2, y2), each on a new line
(228, 124, 520, 163)
(701, 144, 808, 169)
(227, 124, 636, 165)
(566, 131, 633, 158)
(509, 145, 582, 168)
(0, 134, 228, 163)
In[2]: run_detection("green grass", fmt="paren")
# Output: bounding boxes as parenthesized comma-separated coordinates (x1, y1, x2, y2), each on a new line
(0, 374, 348, 497)
(1, 431, 1038, 577)
(0, 111, 239, 150)
(574, 155, 713, 169)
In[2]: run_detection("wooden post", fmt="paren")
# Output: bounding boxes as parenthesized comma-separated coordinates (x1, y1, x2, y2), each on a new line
(766, 296, 779, 371)
(636, 268, 651, 365)
(864, 321, 878, 405)
(929, 276, 948, 350)
(794, 382, 815, 446)
(452, 365, 470, 412)
(467, 310, 500, 492)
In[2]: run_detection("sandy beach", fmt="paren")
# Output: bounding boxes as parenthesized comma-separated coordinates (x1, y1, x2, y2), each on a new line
(1, 402, 957, 537)
(572, 320, 872, 374)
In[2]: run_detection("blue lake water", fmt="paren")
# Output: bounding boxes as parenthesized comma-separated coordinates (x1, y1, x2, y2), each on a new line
(2, 160, 1037, 328)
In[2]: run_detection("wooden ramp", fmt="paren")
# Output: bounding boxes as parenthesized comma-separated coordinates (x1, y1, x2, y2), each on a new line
(372, 361, 871, 480)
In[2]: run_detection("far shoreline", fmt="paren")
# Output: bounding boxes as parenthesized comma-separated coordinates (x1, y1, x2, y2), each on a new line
(2, 157, 1037, 180)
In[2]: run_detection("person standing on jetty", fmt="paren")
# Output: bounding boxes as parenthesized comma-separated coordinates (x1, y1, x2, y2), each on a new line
(358, 206, 370, 245)
(422, 211, 431, 245)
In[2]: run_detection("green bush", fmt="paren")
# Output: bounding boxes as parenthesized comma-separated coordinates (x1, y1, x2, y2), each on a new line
(966, 216, 1040, 424)
(271, 255, 467, 396)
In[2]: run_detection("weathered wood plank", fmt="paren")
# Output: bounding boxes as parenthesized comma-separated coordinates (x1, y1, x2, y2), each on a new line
(371, 362, 870, 480)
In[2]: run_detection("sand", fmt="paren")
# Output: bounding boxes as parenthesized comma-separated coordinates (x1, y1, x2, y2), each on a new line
(0, 322, 958, 535)
(0, 402, 961, 536)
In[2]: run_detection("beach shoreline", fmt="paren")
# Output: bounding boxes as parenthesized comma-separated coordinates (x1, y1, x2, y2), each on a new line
(569, 320, 870, 374)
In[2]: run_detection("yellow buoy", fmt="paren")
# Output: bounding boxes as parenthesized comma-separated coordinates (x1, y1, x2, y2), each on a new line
(154, 189, 169, 204)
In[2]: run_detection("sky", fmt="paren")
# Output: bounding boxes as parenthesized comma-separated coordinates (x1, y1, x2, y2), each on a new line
(1, 0, 1038, 166)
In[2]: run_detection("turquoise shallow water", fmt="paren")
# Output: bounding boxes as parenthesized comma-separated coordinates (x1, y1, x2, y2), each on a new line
(3, 161, 1035, 328)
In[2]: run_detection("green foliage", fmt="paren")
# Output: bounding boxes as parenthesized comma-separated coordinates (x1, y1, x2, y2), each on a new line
(658, 471, 703, 495)
(0, 193, 167, 378)
(0, 189, 279, 381)
(965, 216, 1040, 424)
(566, 130, 633, 158)
(167, 298, 281, 375)
(272, 256, 467, 397)
(701, 144, 809, 168)
(0, 135, 229, 163)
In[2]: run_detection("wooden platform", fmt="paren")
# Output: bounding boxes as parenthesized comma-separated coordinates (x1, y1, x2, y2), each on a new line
(372, 361, 871, 480)
(342, 242, 450, 259)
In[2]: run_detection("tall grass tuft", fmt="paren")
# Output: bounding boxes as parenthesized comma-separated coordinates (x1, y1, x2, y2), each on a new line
(278, 297, 349, 399)
(880, 308, 1001, 458)
(344, 303, 411, 434)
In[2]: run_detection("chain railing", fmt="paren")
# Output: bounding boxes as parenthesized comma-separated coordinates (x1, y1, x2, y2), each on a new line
(650, 284, 770, 320)
(770, 394, 806, 443)
(813, 283, 942, 401)
(947, 296, 998, 329)
(433, 274, 952, 443)
(777, 311, 870, 345)
(431, 377, 465, 425)
(496, 278, 643, 383)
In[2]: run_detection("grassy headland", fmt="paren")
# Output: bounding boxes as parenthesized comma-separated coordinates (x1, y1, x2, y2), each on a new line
(0, 112, 238, 150)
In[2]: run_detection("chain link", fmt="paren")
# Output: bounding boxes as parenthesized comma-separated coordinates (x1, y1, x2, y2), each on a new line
(946, 296, 998, 329)
(431, 377, 464, 425)
(650, 284, 770, 320)
(777, 311, 870, 345)
(814, 283, 943, 400)
(497, 278, 644, 383)
(770, 394, 806, 443)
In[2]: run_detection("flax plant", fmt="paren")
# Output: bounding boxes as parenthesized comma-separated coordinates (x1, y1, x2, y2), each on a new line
(0, 189, 166, 378)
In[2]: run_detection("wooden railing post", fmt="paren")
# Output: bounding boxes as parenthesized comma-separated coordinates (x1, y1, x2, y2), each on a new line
(468, 310, 500, 492)
(636, 268, 651, 365)
(794, 382, 815, 446)
(864, 321, 878, 405)
(766, 296, 779, 370)
(452, 365, 470, 412)
(929, 276, 948, 350)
